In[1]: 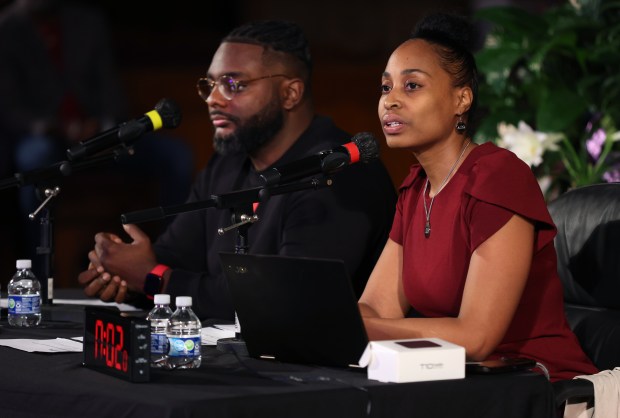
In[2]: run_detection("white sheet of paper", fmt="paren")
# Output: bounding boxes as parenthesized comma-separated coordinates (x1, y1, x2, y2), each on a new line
(201, 325, 235, 345)
(52, 299, 142, 312)
(213, 324, 235, 332)
(0, 338, 83, 353)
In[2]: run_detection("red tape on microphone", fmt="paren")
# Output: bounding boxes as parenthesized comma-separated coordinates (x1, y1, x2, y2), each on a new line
(343, 142, 360, 164)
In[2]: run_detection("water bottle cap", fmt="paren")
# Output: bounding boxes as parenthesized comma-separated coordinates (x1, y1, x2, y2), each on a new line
(175, 296, 192, 307)
(16, 259, 31, 269)
(153, 294, 170, 304)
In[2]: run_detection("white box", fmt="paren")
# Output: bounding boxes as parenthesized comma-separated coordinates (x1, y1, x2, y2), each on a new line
(358, 338, 465, 383)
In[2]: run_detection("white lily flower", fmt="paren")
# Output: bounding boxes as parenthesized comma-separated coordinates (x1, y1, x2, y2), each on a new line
(496, 121, 563, 167)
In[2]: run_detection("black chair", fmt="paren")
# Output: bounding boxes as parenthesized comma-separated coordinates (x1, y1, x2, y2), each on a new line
(547, 183, 620, 408)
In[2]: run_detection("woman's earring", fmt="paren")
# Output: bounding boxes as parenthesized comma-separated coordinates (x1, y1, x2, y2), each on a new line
(456, 115, 466, 133)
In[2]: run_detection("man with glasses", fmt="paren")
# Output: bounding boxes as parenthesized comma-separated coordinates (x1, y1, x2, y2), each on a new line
(78, 20, 396, 320)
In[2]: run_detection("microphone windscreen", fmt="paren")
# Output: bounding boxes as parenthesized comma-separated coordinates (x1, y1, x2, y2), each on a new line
(155, 98, 182, 129)
(352, 132, 379, 163)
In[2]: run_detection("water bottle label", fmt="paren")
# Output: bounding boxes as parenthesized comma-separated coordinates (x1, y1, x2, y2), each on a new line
(8, 295, 41, 315)
(151, 333, 169, 355)
(167, 336, 201, 358)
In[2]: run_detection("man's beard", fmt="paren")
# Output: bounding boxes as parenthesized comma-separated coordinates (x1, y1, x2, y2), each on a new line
(213, 99, 284, 156)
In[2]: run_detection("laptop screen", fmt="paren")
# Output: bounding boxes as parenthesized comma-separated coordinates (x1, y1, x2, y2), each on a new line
(219, 252, 369, 367)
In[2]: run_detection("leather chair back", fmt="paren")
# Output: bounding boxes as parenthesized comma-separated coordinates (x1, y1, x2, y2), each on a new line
(548, 183, 620, 370)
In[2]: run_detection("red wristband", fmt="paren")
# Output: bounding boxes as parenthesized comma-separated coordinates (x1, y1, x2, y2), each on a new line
(149, 264, 170, 277)
(144, 264, 170, 299)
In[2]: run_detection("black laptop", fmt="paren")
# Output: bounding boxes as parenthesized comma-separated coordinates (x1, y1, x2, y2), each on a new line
(219, 252, 369, 367)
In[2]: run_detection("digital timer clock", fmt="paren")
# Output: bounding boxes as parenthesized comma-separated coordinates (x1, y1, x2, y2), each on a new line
(83, 307, 151, 382)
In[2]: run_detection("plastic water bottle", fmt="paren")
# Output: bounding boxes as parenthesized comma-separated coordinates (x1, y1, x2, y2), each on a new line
(165, 296, 201, 369)
(146, 294, 173, 368)
(8, 259, 41, 327)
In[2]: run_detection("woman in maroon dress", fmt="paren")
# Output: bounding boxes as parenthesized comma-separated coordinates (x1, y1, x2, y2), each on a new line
(358, 13, 597, 382)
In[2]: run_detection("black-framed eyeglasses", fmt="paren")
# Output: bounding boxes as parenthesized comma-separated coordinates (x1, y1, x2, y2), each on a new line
(197, 74, 290, 101)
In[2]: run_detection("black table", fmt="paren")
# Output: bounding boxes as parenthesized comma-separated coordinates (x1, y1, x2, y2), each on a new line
(0, 302, 557, 418)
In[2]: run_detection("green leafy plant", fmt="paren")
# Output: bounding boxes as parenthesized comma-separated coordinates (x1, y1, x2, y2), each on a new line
(474, 0, 620, 193)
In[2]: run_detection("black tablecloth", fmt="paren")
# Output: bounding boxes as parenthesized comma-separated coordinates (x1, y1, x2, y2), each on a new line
(0, 302, 557, 418)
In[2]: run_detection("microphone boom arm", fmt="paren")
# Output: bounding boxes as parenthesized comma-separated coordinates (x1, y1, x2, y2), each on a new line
(120, 176, 333, 225)
(0, 145, 134, 191)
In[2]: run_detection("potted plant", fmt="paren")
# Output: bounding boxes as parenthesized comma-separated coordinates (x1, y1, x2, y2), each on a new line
(474, 0, 620, 196)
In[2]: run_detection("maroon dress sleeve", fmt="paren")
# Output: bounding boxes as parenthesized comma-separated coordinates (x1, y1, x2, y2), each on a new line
(461, 145, 557, 252)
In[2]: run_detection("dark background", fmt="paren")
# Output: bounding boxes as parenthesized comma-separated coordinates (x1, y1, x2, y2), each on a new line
(0, 0, 560, 289)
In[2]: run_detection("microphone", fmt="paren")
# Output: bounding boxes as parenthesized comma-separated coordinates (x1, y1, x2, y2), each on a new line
(259, 132, 379, 186)
(66, 98, 182, 161)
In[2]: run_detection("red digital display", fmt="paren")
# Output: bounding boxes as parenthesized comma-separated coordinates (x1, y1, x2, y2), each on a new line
(83, 308, 150, 382)
(93, 319, 128, 372)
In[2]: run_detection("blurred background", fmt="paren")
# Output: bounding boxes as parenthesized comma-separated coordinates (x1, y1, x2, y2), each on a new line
(0, 0, 561, 289)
